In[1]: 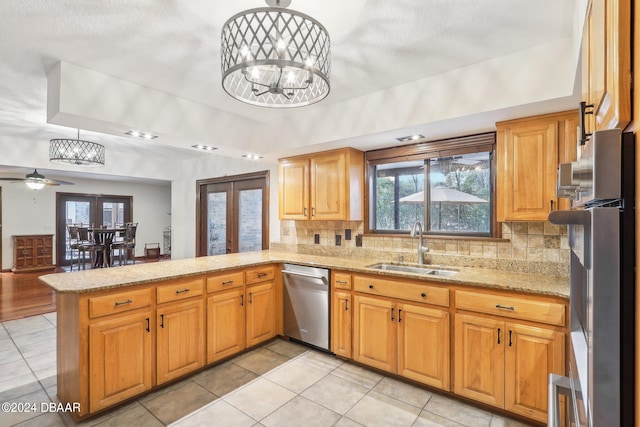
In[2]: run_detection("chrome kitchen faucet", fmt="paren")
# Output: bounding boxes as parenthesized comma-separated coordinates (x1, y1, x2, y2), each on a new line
(410, 221, 429, 264)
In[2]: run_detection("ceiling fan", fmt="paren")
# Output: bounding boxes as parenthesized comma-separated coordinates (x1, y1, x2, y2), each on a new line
(0, 169, 75, 190)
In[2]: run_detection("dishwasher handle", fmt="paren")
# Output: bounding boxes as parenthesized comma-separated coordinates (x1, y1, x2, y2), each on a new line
(282, 269, 328, 283)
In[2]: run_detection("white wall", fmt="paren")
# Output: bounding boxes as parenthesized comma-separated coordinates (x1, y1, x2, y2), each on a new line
(1, 176, 170, 269)
(170, 154, 280, 260)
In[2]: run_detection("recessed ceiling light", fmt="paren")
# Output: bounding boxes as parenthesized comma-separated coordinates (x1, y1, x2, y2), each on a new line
(192, 144, 217, 152)
(396, 134, 425, 142)
(125, 130, 158, 139)
(242, 153, 263, 160)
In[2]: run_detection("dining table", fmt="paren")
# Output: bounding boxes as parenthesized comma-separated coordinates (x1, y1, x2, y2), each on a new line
(90, 227, 126, 267)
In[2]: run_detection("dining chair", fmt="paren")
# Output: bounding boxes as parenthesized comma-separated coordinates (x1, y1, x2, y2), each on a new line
(77, 226, 105, 269)
(112, 223, 138, 265)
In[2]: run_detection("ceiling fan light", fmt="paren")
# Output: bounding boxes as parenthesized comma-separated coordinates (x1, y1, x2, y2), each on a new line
(26, 180, 45, 190)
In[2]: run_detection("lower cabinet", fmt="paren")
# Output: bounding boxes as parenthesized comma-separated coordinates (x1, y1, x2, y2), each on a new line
(353, 295, 450, 390)
(331, 290, 352, 358)
(246, 281, 276, 347)
(207, 288, 246, 363)
(454, 313, 565, 423)
(89, 311, 153, 413)
(156, 298, 205, 384)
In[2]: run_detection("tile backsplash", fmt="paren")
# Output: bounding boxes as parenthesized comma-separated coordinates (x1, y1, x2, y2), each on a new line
(274, 220, 569, 276)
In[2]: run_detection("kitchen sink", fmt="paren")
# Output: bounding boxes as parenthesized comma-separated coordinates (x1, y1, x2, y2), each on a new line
(366, 263, 458, 277)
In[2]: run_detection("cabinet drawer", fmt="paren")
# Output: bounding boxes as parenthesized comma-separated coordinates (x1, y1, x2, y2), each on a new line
(455, 290, 565, 326)
(89, 288, 152, 319)
(157, 278, 204, 304)
(353, 275, 449, 307)
(245, 266, 275, 285)
(333, 272, 352, 290)
(207, 271, 245, 293)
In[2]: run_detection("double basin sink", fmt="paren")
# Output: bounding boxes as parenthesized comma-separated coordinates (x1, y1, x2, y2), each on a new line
(367, 262, 458, 277)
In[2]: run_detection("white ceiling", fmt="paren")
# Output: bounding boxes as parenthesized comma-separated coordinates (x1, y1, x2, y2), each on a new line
(0, 0, 580, 172)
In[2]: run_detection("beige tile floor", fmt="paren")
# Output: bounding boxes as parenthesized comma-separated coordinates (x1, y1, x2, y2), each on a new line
(0, 314, 534, 427)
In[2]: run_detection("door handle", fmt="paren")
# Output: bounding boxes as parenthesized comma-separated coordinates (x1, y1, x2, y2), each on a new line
(345, 298, 349, 311)
(240, 295, 244, 306)
(497, 328, 501, 344)
(390, 308, 395, 321)
(509, 330, 513, 347)
(160, 314, 165, 328)
(249, 292, 253, 304)
(146, 317, 150, 332)
(398, 309, 402, 322)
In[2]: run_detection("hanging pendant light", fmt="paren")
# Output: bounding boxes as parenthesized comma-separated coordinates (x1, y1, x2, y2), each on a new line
(221, 0, 331, 108)
(49, 129, 105, 167)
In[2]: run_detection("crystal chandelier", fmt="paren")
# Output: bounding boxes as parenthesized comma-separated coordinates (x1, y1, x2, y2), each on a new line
(221, 0, 330, 108)
(49, 129, 105, 167)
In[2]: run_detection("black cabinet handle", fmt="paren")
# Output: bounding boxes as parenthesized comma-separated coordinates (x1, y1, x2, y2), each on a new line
(509, 330, 513, 347)
(369, 284, 374, 289)
(398, 309, 402, 322)
(240, 295, 244, 306)
(115, 299, 133, 307)
(146, 317, 150, 332)
(249, 293, 253, 304)
(391, 308, 395, 321)
(160, 314, 165, 328)
(175, 288, 190, 294)
(495, 304, 515, 311)
(497, 328, 501, 344)
(345, 298, 349, 311)
(421, 293, 426, 298)
(336, 280, 348, 285)
(258, 272, 268, 278)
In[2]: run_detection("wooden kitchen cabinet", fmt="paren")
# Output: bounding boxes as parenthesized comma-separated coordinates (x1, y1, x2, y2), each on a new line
(246, 281, 276, 347)
(278, 148, 364, 221)
(332, 290, 352, 358)
(581, 0, 631, 133)
(496, 111, 578, 221)
(352, 275, 450, 390)
(89, 311, 153, 413)
(453, 290, 565, 423)
(156, 278, 205, 384)
(207, 287, 246, 363)
(12, 234, 54, 272)
(156, 298, 205, 384)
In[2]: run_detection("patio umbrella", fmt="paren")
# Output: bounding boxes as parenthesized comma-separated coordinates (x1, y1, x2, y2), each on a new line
(399, 188, 488, 229)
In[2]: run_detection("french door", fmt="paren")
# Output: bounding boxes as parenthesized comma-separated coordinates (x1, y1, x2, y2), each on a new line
(196, 172, 269, 256)
(56, 193, 132, 267)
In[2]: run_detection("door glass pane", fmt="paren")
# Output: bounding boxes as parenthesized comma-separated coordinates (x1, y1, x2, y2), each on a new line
(208, 192, 227, 255)
(102, 202, 125, 227)
(64, 201, 91, 262)
(238, 189, 262, 252)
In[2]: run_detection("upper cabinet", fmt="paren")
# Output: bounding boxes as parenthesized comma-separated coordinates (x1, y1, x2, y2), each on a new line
(496, 111, 578, 222)
(279, 148, 364, 221)
(581, 0, 632, 133)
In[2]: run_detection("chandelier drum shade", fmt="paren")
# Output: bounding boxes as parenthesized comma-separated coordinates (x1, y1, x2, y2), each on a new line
(49, 130, 105, 167)
(221, 0, 330, 108)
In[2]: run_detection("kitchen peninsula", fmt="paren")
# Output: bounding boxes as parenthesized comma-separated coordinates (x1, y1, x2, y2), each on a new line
(40, 251, 569, 423)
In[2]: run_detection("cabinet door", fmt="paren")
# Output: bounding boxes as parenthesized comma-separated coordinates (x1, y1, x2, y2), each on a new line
(582, 0, 631, 132)
(353, 295, 396, 372)
(279, 158, 309, 220)
(207, 288, 246, 363)
(34, 235, 53, 267)
(89, 312, 152, 413)
(398, 303, 449, 390)
(157, 299, 205, 384)
(310, 151, 347, 220)
(497, 119, 558, 221)
(505, 322, 565, 423)
(454, 313, 504, 408)
(331, 291, 352, 358)
(246, 281, 275, 347)
(14, 236, 36, 270)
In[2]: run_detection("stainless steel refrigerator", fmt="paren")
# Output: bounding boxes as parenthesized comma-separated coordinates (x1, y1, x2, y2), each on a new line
(548, 128, 635, 426)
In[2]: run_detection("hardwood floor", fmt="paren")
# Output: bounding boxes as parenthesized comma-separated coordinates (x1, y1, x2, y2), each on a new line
(0, 269, 61, 322)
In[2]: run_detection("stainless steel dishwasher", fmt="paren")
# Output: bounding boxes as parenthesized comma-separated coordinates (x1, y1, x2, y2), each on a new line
(282, 264, 330, 352)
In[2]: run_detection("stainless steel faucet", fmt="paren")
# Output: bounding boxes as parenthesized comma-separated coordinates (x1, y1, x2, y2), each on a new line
(410, 221, 429, 264)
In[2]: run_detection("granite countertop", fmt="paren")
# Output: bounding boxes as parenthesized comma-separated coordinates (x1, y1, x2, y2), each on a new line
(39, 250, 569, 298)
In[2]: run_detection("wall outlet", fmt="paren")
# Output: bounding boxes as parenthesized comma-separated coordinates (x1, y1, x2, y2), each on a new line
(335, 235, 342, 246)
(314, 234, 320, 244)
(345, 229, 352, 240)
(356, 234, 363, 247)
